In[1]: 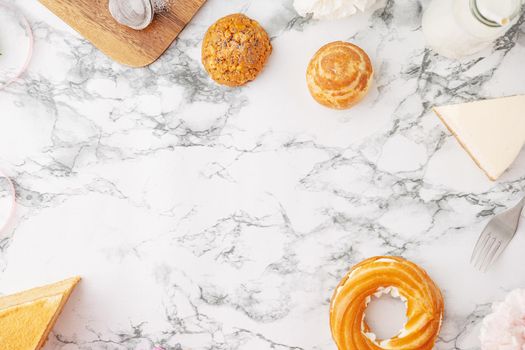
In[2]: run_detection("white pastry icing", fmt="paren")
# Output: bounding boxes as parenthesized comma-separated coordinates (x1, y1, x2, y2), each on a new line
(361, 286, 409, 344)
(293, 0, 378, 20)
(364, 331, 377, 341)
(480, 289, 525, 350)
(374, 257, 397, 263)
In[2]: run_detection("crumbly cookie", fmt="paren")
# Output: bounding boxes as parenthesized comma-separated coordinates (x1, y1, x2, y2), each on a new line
(202, 14, 272, 87)
(306, 41, 373, 110)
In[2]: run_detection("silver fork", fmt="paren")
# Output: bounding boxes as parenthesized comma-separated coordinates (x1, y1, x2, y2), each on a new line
(471, 196, 525, 272)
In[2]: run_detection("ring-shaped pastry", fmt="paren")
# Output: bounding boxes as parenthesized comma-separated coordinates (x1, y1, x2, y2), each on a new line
(330, 256, 444, 350)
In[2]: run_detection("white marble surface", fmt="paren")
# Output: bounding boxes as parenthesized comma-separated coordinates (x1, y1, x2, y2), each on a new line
(1, 0, 525, 349)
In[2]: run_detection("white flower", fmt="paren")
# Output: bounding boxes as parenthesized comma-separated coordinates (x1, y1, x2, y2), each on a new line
(293, 0, 378, 20)
(480, 289, 525, 350)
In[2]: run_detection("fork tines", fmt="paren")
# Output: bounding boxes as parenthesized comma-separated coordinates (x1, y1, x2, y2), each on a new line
(471, 232, 503, 272)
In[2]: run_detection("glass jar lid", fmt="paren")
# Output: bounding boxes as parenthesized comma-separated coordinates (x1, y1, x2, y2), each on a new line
(471, 0, 523, 27)
(109, 0, 154, 30)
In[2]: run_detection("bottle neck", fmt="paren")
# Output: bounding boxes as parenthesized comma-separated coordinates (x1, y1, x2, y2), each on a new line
(470, 0, 523, 27)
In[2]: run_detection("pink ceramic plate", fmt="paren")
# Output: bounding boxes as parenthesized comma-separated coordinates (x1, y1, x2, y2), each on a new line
(0, 1, 33, 90)
(0, 169, 15, 235)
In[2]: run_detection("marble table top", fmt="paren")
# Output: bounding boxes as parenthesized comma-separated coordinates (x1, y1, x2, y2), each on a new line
(1, 0, 524, 349)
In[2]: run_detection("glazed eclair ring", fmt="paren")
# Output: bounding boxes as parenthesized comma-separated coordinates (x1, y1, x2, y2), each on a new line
(330, 256, 444, 350)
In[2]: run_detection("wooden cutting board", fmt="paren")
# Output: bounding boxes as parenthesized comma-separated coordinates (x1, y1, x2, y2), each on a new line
(38, 0, 207, 67)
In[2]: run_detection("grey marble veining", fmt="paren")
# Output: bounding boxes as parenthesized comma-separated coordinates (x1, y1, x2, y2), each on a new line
(0, 0, 524, 349)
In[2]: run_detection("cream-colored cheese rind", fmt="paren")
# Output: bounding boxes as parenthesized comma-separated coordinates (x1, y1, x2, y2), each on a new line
(434, 95, 525, 180)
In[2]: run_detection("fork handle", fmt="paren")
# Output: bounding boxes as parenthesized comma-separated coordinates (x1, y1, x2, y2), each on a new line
(518, 196, 525, 217)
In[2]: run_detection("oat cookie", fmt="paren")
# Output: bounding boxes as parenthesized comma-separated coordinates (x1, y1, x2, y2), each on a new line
(202, 14, 272, 87)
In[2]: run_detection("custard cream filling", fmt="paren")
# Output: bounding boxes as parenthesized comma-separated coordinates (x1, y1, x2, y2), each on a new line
(362, 286, 409, 346)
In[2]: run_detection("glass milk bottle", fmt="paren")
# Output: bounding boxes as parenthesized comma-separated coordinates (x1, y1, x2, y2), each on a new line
(422, 0, 523, 59)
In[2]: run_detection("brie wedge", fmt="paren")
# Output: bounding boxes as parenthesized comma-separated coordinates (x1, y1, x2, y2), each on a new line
(433, 95, 525, 180)
(0, 277, 80, 350)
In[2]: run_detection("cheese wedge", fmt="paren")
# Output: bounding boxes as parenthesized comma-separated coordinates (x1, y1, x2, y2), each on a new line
(433, 95, 525, 180)
(0, 277, 80, 350)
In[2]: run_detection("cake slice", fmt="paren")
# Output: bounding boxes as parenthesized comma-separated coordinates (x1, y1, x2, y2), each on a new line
(433, 95, 525, 180)
(0, 277, 80, 350)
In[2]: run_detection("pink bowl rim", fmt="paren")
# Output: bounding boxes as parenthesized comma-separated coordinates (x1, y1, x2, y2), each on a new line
(0, 168, 16, 236)
(0, 0, 33, 91)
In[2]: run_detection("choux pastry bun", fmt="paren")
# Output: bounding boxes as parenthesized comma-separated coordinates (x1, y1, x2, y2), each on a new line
(307, 41, 373, 109)
(202, 14, 272, 87)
